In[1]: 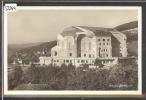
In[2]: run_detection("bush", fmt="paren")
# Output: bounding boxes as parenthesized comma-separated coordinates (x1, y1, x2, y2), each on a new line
(8, 65, 23, 90)
(12, 60, 138, 90)
(107, 61, 138, 90)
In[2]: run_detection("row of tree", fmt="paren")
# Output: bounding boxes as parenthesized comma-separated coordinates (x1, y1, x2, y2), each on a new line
(8, 58, 138, 90)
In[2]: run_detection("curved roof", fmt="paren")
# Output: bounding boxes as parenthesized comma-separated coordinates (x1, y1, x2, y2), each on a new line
(79, 26, 113, 36)
(61, 26, 113, 37)
(61, 26, 83, 37)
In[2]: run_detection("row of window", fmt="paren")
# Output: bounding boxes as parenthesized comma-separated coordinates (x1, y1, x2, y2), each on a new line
(83, 54, 94, 58)
(53, 59, 113, 64)
(54, 59, 95, 64)
(70, 53, 95, 58)
(98, 38, 110, 41)
(101, 49, 108, 52)
(100, 54, 109, 58)
(55, 52, 109, 58)
(99, 42, 109, 46)
(54, 52, 95, 58)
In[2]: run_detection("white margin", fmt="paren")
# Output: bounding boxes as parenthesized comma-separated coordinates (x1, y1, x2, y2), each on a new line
(2, 1, 4, 99)
(3, 6, 142, 97)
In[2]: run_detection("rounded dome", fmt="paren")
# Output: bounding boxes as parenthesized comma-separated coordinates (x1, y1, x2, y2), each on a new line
(61, 26, 82, 37)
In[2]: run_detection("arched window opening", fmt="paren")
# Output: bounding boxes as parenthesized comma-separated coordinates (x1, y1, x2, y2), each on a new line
(54, 51, 57, 56)
(84, 53, 86, 57)
(89, 42, 91, 50)
(62, 41, 64, 49)
(69, 53, 72, 57)
(89, 54, 91, 58)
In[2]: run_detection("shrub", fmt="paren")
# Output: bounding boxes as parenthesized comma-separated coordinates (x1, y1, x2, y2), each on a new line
(8, 65, 23, 90)
(13, 60, 138, 90)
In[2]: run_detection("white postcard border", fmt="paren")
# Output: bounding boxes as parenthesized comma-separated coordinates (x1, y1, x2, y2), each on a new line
(3, 6, 142, 96)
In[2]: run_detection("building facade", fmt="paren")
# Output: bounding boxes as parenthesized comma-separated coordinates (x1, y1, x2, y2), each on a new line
(39, 26, 127, 67)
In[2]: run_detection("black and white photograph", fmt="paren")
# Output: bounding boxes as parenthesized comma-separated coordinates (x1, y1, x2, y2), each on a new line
(3, 6, 142, 96)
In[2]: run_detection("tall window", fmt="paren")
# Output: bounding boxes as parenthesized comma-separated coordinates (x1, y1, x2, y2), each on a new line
(84, 40, 86, 50)
(106, 54, 108, 57)
(62, 41, 64, 48)
(89, 54, 91, 58)
(66, 60, 69, 63)
(89, 42, 91, 50)
(69, 53, 72, 57)
(66, 36, 74, 50)
(78, 60, 80, 63)
(54, 51, 57, 56)
(68, 42, 71, 50)
(81, 37, 91, 50)
(81, 60, 85, 63)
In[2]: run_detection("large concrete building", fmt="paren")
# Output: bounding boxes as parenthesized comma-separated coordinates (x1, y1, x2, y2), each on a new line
(39, 26, 127, 67)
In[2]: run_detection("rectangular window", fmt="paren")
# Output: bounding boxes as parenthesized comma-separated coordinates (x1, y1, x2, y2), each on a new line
(68, 42, 71, 50)
(89, 42, 91, 50)
(66, 60, 69, 63)
(62, 41, 64, 49)
(89, 54, 91, 58)
(81, 60, 85, 63)
(69, 53, 72, 56)
(84, 41, 86, 50)
(86, 60, 88, 63)
(78, 60, 80, 63)
(54, 51, 57, 56)
(102, 61, 104, 64)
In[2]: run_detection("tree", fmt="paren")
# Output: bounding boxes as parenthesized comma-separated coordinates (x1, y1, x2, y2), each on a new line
(61, 63, 67, 69)
(8, 65, 23, 90)
(94, 58, 104, 68)
(29, 52, 40, 64)
(82, 63, 89, 70)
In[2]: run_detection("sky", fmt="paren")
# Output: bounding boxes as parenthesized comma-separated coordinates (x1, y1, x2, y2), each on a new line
(7, 7, 138, 44)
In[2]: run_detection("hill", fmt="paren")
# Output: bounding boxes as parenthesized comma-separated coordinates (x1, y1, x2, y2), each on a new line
(8, 41, 57, 63)
(115, 21, 138, 31)
(115, 21, 138, 56)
